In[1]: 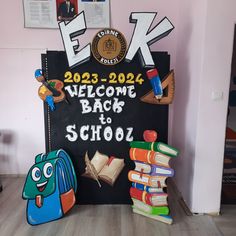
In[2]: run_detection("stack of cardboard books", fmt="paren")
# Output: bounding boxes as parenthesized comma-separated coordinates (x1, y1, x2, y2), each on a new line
(128, 140, 179, 224)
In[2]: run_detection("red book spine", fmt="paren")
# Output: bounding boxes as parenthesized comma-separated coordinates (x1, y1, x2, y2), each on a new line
(130, 187, 152, 205)
(145, 193, 152, 205)
(130, 187, 143, 202)
(130, 187, 168, 206)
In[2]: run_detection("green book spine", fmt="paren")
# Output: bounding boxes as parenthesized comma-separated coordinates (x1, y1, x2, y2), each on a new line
(150, 206, 169, 215)
(132, 208, 173, 225)
(131, 198, 169, 215)
(156, 142, 179, 157)
(130, 141, 152, 150)
(130, 141, 179, 157)
(131, 205, 169, 216)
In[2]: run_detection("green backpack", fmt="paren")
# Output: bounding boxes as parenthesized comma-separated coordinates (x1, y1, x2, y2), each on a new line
(22, 149, 77, 225)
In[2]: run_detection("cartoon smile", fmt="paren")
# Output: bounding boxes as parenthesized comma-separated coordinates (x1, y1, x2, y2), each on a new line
(36, 181, 48, 192)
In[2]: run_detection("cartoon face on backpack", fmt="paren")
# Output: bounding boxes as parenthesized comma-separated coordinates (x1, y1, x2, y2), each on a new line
(22, 150, 77, 225)
(23, 158, 56, 201)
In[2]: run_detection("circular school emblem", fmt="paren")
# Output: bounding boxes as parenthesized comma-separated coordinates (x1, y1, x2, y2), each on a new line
(92, 28, 127, 66)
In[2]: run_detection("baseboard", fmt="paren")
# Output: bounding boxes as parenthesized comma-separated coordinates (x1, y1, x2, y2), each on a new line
(206, 212, 220, 216)
(0, 174, 26, 178)
(168, 178, 193, 216)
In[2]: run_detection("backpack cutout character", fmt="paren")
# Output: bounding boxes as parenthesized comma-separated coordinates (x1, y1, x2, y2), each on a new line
(22, 149, 77, 225)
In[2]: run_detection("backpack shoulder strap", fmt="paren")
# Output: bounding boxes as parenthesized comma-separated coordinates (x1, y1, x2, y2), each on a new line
(45, 149, 77, 192)
(35, 153, 46, 163)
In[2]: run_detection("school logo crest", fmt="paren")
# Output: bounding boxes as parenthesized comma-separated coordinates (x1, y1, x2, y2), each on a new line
(92, 28, 127, 65)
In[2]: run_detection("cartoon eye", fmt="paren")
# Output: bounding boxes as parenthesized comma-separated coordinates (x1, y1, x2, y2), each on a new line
(31, 167, 41, 181)
(43, 163, 53, 178)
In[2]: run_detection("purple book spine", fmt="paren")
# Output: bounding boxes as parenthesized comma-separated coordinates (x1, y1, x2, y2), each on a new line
(150, 165, 174, 177)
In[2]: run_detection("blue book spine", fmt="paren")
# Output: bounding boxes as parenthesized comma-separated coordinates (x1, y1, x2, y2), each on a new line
(131, 183, 157, 193)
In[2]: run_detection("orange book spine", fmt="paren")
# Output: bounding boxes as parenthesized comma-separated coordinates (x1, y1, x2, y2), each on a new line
(129, 148, 156, 164)
(128, 170, 151, 186)
(128, 170, 166, 187)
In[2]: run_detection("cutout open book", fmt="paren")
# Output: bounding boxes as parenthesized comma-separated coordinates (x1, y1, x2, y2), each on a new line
(82, 151, 125, 187)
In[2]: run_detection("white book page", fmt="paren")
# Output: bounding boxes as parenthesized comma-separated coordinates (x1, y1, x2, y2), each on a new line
(91, 151, 108, 173)
(132, 173, 149, 184)
(155, 167, 171, 175)
(99, 158, 124, 180)
(23, 0, 58, 28)
(135, 162, 151, 173)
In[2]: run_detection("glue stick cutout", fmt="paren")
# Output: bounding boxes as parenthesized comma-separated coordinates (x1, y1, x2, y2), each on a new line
(146, 68, 163, 99)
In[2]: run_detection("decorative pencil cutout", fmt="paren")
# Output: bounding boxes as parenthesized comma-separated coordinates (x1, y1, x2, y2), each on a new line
(146, 68, 163, 99)
(140, 70, 175, 105)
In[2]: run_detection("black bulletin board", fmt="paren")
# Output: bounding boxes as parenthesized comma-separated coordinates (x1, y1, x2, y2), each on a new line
(42, 51, 170, 204)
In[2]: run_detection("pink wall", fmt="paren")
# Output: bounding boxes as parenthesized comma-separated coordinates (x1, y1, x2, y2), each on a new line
(0, 49, 45, 174)
(170, 0, 208, 209)
(0, 0, 178, 62)
(172, 0, 235, 213)
(191, 0, 235, 213)
(0, 1, 179, 172)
